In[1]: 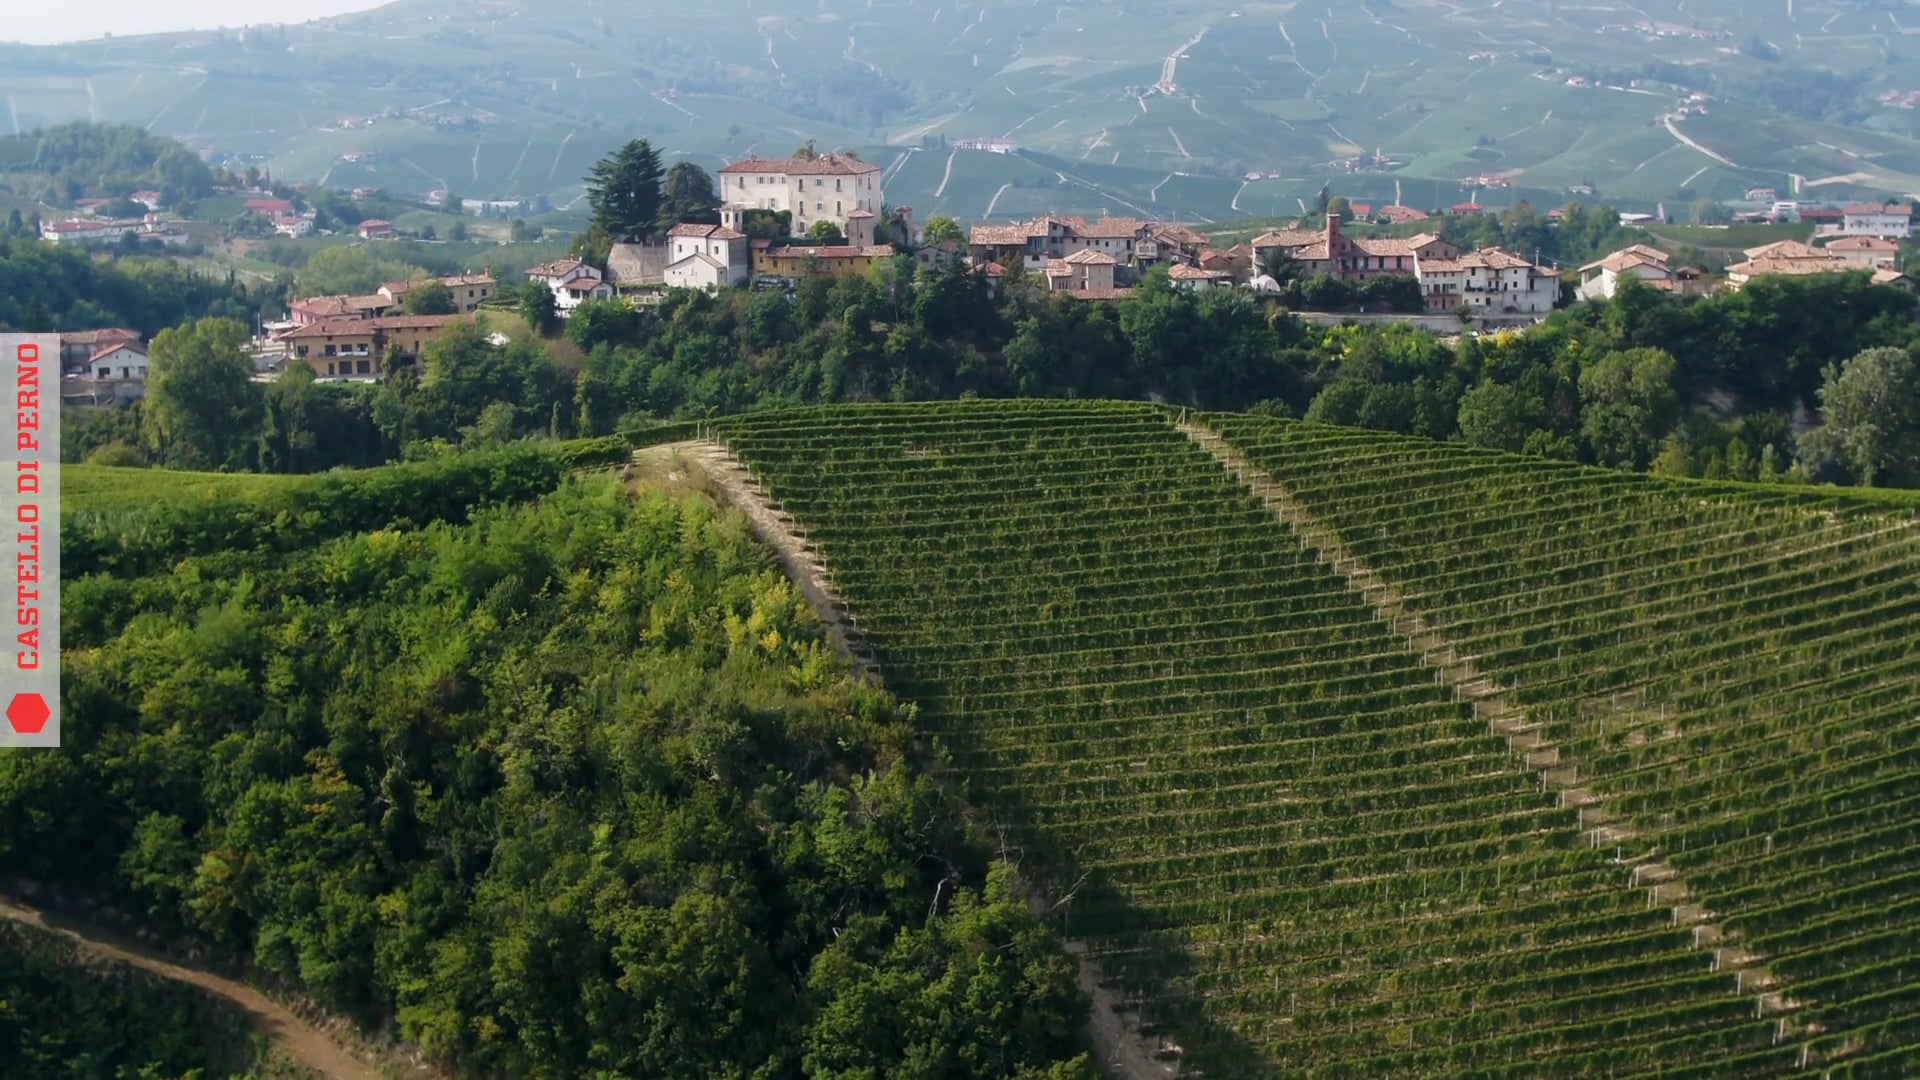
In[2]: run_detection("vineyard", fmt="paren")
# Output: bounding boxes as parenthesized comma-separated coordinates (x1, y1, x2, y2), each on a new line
(713, 400, 1920, 1077)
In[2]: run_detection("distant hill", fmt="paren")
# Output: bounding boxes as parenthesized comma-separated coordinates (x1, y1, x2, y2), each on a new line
(713, 399, 1920, 1075)
(2, 0, 1920, 223)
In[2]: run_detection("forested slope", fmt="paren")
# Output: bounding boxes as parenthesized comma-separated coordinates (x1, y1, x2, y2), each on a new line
(5, 440, 1094, 1079)
(715, 400, 1920, 1077)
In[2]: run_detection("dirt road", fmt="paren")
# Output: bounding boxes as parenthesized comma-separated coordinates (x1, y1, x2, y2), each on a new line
(0, 897, 386, 1080)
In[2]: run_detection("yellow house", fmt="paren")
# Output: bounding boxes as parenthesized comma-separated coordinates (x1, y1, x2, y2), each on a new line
(378, 273, 497, 313)
(752, 242, 896, 281)
(278, 314, 463, 378)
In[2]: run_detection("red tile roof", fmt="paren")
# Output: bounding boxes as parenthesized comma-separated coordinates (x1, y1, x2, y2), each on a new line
(59, 328, 140, 347)
(245, 197, 295, 213)
(718, 152, 880, 176)
(527, 258, 588, 278)
(87, 341, 147, 364)
(668, 223, 747, 240)
(1843, 202, 1911, 217)
(280, 314, 462, 339)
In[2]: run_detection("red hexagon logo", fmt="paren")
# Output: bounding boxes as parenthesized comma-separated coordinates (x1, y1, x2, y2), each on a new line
(6, 693, 50, 735)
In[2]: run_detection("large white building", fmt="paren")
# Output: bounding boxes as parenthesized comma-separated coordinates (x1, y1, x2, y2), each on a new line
(716, 153, 883, 244)
(526, 258, 616, 314)
(1574, 244, 1677, 301)
(1840, 202, 1913, 239)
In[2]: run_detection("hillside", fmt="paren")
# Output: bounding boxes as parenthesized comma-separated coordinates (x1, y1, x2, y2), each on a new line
(711, 400, 1920, 1076)
(9, 439, 1098, 1079)
(6, 0, 1920, 221)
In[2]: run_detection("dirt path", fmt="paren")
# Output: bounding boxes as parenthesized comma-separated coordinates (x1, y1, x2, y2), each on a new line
(1176, 420, 1796, 1024)
(0, 897, 387, 1080)
(634, 441, 1178, 1079)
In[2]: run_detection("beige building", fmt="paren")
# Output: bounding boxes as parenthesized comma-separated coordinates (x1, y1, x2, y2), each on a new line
(1823, 235, 1900, 270)
(379, 273, 497, 313)
(717, 152, 883, 242)
(1575, 244, 1679, 301)
(277, 314, 463, 378)
(1724, 240, 1855, 290)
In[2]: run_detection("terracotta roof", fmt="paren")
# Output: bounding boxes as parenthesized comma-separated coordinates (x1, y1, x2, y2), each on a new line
(1728, 255, 1850, 278)
(1843, 202, 1911, 217)
(1167, 263, 1225, 280)
(279, 314, 462, 339)
(1351, 233, 1449, 257)
(846, 208, 877, 219)
(1064, 286, 1134, 300)
(59, 328, 140, 347)
(1378, 205, 1430, 222)
(1148, 224, 1208, 247)
(1826, 236, 1900, 251)
(762, 244, 895, 259)
(1044, 259, 1073, 276)
(1742, 240, 1828, 261)
(527, 258, 587, 278)
(1420, 247, 1552, 273)
(1580, 247, 1674, 274)
(1063, 248, 1117, 265)
(1250, 228, 1323, 249)
(718, 152, 881, 176)
(291, 295, 387, 318)
(668, 223, 747, 240)
(244, 198, 294, 213)
(358, 219, 391, 228)
(969, 224, 1031, 246)
(562, 276, 609, 292)
(1452, 202, 1484, 211)
(1077, 216, 1145, 239)
(1225, 243, 1252, 258)
(88, 342, 147, 364)
(1871, 268, 1911, 285)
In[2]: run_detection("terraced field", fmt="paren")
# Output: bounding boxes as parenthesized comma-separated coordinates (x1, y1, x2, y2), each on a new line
(714, 401, 1920, 1077)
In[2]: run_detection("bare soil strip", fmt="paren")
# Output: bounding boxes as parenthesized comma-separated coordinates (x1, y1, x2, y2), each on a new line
(1176, 420, 1796, 1024)
(0, 897, 388, 1080)
(637, 441, 1179, 1080)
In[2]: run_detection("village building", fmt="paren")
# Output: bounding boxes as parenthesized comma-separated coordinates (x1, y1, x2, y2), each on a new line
(1249, 217, 1457, 281)
(663, 211, 751, 291)
(1575, 244, 1680, 301)
(717, 153, 883, 242)
(1841, 202, 1913, 239)
(57, 329, 141, 374)
(1167, 263, 1231, 290)
(379, 273, 496, 313)
(88, 342, 149, 383)
(290, 294, 395, 325)
(276, 314, 463, 377)
(1136, 223, 1209, 267)
(966, 215, 1154, 269)
(1042, 249, 1132, 299)
(40, 217, 147, 245)
(1823, 235, 1901, 270)
(1723, 240, 1857, 289)
(525, 259, 614, 314)
(1413, 247, 1560, 315)
(356, 219, 395, 239)
(752, 242, 896, 282)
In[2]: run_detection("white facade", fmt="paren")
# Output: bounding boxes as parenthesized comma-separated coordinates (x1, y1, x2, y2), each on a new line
(1417, 249, 1559, 315)
(90, 345, 149, 381)
(1841, 203, 1913, 238)
(717, 153, 883, 238)
(663, 216, 750, 291)
(527, 259, 614, 314)
(1574, 246, 1674, 302)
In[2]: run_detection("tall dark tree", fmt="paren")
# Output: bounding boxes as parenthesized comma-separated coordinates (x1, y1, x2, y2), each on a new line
(660, 162, 722, 226)
(585, 138, 665, 242)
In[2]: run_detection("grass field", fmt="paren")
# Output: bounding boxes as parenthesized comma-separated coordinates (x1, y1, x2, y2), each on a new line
(62, 465, 305, 513)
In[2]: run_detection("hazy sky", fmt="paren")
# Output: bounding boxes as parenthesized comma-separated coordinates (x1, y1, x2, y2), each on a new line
(4, 0, 388, 45)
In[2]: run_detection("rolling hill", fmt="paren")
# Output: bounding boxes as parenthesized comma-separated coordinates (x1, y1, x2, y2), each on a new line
(6, 0, 1920, 223)
(706, 399, 1920, 1076)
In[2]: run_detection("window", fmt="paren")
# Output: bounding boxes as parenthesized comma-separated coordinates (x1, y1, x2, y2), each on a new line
(297, 346, 310, 358)
(817, 202, 823, 211)
(325, 344, 337, 356)
(357, 359, 372, 374)
(326, 361, 336, 376)
(835, 179, 843, 192)
(797, 178, 805, 191)
(836, 201, 842, 213)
